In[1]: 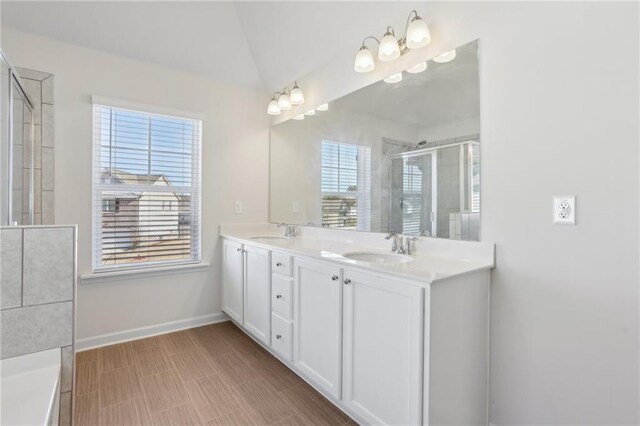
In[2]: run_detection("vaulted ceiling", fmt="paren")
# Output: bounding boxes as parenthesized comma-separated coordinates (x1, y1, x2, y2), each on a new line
(1, 1, 424, 93)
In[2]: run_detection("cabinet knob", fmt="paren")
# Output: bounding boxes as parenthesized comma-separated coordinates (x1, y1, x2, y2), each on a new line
(343, 278, 351, 285)
(276, 262, 283, 267)
(331, 275, 339, 281)
(276, 294, 283, 299)
(276, 334, 282, 339)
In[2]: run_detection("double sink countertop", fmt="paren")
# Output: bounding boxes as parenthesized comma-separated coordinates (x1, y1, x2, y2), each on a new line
(220, 223, 495, 285)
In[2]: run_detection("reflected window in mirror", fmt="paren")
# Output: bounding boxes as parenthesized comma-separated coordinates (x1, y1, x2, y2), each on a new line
(321, 141, 371, 230)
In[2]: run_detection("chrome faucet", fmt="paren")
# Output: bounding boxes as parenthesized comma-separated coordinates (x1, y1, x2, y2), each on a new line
(404, 237, 419, 255)
(385, 233, 405, 254)
(278, 223, 297, 238)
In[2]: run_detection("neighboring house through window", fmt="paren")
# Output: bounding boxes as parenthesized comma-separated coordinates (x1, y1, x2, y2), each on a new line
(92, 100, 202, 270)
(321, 140, 371, 231)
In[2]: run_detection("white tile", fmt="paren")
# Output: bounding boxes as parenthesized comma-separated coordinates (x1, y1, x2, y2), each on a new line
(42, 148, 54, 191)
(0, 228, 22, 309)
(21, 79, 41, 125)
(42, 104, 54, 148)
(61, 346, 73, 392)
(42, 191, 55, 225)
(59, 391, 71, 426)
(23, 228, 74, 305)
(42, 76, 54, 104)
(34, 124, 42, 170)
(0, 301, 72, 358)
(34, 169, 42, 215)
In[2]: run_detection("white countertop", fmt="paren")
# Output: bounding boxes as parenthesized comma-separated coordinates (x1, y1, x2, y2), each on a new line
(220, 223, 494, 285)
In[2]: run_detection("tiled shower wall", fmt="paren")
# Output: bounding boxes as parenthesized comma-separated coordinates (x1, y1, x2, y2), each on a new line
(16, 68, 55, 224)
(0, 225, 76, 426)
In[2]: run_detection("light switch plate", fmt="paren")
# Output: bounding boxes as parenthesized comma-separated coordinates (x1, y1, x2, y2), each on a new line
(234, 201, 243, 214)
(553, 196, 575, 225)
(292, 201, 300, 213)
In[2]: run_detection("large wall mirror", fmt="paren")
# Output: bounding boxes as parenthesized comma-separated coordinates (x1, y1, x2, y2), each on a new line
(270, 40, 480, 240)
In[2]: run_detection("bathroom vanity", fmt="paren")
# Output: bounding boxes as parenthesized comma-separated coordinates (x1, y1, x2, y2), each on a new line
(220, 223, 494, 426)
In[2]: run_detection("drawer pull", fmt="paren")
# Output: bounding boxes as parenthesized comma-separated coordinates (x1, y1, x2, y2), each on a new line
(276, 294, 283, 299)
(331, 275, 339, 281)
(276, 262, 283, 267)
(343, 278, 352, 285)
(276, 334, 282, 339)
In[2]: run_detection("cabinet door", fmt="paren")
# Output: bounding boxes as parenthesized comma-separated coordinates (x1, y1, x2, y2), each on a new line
(342, 269, 424, 425)
(294, 258, 342, 399)
(244, 245, 271, 345)
(222, 239, 244, 324)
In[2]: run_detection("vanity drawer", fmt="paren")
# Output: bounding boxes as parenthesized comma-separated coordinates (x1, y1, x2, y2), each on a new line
(271, 252, 293, 276)
(272, 274, 293, 320)
(271, 313, 293, 361)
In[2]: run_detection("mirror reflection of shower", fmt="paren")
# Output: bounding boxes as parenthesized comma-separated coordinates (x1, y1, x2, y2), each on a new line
(385, 135, 480, 240)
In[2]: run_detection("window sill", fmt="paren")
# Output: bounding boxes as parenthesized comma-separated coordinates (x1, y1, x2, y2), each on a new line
(80, 262, 211, 285)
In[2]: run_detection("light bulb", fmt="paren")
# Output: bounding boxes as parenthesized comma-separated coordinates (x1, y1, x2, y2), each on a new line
(278, 92, 291, 110)
(406, 62, 427, 74)
(378, 31, 400, 62)
(433, 49, 456, 63)
(290, 83, 304, 106)
(304, 109, 316, 116)
(354, 46, 375, 73)
(406, 16, 431, 49)
(267, 99, 281, 115)
(293, 114, 305, 120)
(383, 72, 403, 84)
(316, 103, 329, 112)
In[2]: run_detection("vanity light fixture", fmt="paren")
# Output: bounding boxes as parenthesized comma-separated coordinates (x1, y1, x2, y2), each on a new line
(316, 103, 329, 112)
(293, 114, 305, 120)
(267, 82, 305, 115)
(290, 82, 304, 106)
(267, 95, 281, 115)
(433, 49, 456, 63)
(278, 90, 292, 110)
(406, 61, 427, 74)
(354, 10, 431, 73)
(383, 72, 403, 84)
(304, 109, 316, 116)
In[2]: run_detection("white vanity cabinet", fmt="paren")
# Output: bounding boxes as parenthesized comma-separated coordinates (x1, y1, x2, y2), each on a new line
(293, 257, 343, 399)
(243, 245, 271, 345)
(342, 268, 425, 425)
(222, 239, 244, 324)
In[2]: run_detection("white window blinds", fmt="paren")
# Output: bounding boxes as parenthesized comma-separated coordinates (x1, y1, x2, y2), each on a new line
(321, 140, 371, 231)
(92, 103, 202, 271)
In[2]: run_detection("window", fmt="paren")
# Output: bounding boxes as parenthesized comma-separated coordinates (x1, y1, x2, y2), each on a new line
(92, 102, 202, 271)
(469, 142, 480, 213)
(401, 158, 423, 235)
(321, 141, 371, 230)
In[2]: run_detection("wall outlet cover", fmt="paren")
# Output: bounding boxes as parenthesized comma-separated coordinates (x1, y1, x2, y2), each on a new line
(553, 196, 575, 225)
(234, 201, 243, 214)
(292, 201, 300, 214)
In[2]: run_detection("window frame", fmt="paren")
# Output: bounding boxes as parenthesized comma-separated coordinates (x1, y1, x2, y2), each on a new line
(91, 97, 203, 273)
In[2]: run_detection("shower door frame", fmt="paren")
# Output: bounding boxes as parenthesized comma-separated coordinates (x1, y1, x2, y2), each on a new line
(2, 50, 35, 226)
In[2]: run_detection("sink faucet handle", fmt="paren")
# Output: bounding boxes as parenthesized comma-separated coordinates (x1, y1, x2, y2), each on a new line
(405, 237, 419, 255)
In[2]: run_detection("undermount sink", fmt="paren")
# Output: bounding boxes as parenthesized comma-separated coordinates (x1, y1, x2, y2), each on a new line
(250, 236, 288, 242)
(342, 251, 413, 264)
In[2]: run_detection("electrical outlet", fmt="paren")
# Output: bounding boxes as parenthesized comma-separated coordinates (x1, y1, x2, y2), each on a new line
(234, 201, 243, 214)
(292, 201, 300, 213)
(553, 196, 575, 224)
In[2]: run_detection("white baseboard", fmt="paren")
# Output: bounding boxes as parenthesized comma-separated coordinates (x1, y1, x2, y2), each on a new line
(75, 312, 229, 351)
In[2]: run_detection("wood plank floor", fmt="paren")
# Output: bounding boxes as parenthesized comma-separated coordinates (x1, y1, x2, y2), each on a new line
(74, 321, 357, 425)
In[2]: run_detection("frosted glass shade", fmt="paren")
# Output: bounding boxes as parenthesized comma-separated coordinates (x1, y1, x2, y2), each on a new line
(378, 33, 400, 62)
(278, 92, 291, 110)
(293, 114, 305, 120)
(406, 62, 427, 74)
(406, 17, 431, 49)
(304, 109, 316, 116)
(354, 46, 375, 73)
(383, 72, 403, 84)
(433, 49, 457, 63)
(290, 85, 304, 106)
(267, 100, 281, 115)
(316, 103, 329, 112)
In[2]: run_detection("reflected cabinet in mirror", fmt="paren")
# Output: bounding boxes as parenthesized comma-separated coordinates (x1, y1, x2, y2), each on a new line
(270, 40, 480, 240)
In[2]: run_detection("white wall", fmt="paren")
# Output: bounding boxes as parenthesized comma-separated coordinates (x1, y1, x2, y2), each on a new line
(1, 28, 270, 345)
(275, 2, 639, 425)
